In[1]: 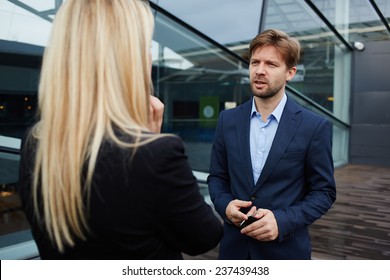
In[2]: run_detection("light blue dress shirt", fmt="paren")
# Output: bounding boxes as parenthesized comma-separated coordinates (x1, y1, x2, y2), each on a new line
(250, 94, 287, 185)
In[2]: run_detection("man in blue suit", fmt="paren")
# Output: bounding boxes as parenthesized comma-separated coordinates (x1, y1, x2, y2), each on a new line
(208, 29, 336, 259)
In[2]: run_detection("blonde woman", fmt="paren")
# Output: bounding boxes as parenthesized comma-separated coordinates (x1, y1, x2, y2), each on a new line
(19, 0, 222, 259)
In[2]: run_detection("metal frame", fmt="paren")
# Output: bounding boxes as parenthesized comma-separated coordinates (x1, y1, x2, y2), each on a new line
(369, 0, 390, 34)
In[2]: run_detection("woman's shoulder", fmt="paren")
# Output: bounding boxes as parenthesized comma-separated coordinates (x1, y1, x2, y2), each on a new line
(151, 133, 181, 145)
(145, 134, 184, 154)
(109, 130, 183, 150)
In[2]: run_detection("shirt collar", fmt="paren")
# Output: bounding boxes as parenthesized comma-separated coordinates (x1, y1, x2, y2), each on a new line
(251, 93, 287, 122)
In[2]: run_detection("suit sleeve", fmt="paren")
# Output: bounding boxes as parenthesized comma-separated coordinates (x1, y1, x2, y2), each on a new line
(273, 118, 337, 241)
(153, 136, 223, 256)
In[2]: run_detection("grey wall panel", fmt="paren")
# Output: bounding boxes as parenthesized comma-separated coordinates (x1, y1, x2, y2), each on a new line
(353, 41, 390, 92)
(350, 125, 390, 147)
(352, 91, 390, 124)
(350, 40, 390, 167)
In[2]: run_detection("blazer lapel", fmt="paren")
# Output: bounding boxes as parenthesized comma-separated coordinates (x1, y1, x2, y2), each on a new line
(236, 99, 255, 189)
(254, 97, 302, 190)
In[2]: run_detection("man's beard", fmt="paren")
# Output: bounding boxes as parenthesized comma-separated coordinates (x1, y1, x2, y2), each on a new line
(250, 79, 282, 99)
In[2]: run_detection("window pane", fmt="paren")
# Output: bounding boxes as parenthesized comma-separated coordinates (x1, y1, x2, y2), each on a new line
(153, 11, 252, 172)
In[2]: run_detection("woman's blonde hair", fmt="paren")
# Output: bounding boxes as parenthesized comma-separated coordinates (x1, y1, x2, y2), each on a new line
(31, 0, 155, 252)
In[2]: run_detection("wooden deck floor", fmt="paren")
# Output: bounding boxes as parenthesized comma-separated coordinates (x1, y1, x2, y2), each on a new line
(185, 164, 390, 260)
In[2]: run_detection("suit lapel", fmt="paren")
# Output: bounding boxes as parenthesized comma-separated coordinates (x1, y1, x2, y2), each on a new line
(236, 99, 255, 189)
(254, 97, 302, 191)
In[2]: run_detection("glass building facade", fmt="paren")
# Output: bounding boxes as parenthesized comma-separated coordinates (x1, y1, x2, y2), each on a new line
(0, 0, 389, 259)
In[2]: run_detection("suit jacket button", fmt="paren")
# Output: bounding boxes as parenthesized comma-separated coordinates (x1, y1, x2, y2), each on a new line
(250, 196, 256, 201)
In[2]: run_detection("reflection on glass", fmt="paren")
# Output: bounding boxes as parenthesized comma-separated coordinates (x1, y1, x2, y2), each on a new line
(312, 0, 390, 43)
(265, 0, 335, 113)
(0, 136, 32, 254)
(152, 11, 252, 172)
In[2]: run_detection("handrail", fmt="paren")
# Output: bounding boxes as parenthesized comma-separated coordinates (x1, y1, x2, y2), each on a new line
(0, 146, 20, 155)
(286, 85, 350, 129)
(0, 135, 21, 154)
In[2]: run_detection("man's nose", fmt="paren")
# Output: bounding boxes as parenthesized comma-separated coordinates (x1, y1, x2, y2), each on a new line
(255, 63, 266, 75)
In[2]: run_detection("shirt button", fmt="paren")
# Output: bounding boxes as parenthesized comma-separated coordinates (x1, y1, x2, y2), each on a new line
(250, 196, 256, 201)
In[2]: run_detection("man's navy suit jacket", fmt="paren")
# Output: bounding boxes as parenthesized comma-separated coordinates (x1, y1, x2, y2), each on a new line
(208, 96, 336, 259)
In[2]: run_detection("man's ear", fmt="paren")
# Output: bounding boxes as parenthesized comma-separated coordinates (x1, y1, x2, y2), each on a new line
(286, 66, 297, 82)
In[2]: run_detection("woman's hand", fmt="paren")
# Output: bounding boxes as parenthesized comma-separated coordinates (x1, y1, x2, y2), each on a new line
(148, 95, 164, 133)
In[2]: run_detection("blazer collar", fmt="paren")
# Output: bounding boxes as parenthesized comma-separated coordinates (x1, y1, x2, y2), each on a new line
(236, 99, 255, 190)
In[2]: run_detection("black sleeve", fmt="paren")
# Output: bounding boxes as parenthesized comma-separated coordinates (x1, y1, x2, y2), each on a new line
(152, 136, 223, 256)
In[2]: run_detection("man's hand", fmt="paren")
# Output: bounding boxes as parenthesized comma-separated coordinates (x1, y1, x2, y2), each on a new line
(240, 208, 279, 241)
(225, 199, 253, 227)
